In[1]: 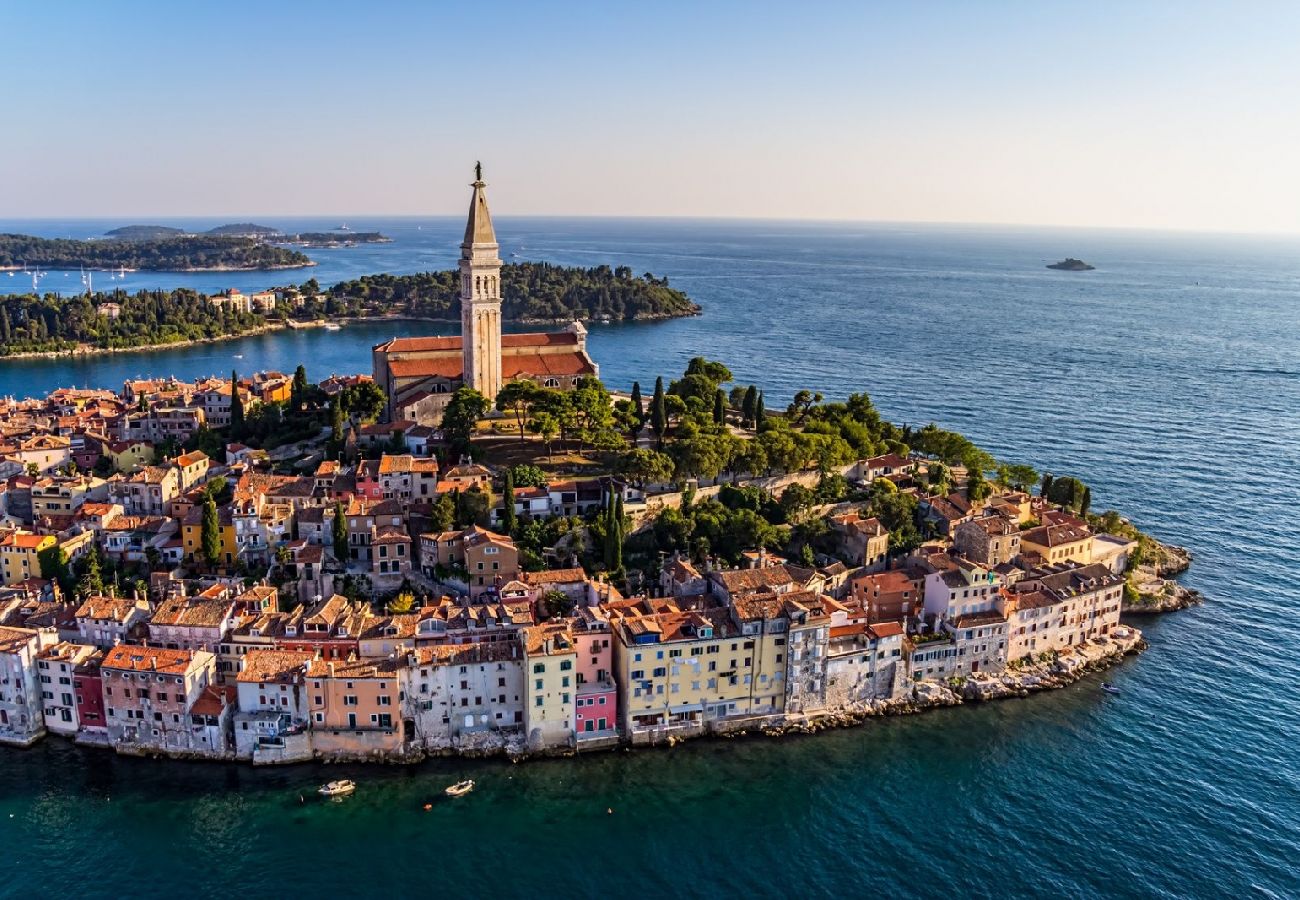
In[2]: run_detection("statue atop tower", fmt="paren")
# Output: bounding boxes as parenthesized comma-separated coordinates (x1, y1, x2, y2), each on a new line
(460, 163, 503, 402)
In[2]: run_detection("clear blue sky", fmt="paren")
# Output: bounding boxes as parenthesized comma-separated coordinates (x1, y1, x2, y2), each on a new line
(3, 1, 1298, 232)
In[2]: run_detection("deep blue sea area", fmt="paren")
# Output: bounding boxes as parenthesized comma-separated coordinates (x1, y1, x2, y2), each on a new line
(1, 217, 1298, 899)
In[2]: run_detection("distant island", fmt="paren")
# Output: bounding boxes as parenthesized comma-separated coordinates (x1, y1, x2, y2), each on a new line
(0, 262, 699, 357)
(1047, 258, 1095, 271)
(329, 263, 701, 323)
(205, 223, 282, 238)
(0, 234, 312, 272)
(289, 232, 393, 247)
(104, 225, 187, 240)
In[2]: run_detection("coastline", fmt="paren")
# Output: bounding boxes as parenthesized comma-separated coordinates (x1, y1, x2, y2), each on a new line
(0, 307, 701, 364)
(19, 626, 1145, 765)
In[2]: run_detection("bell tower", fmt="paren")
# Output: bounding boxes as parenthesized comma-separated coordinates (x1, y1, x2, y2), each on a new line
(460, 161, 503, 401)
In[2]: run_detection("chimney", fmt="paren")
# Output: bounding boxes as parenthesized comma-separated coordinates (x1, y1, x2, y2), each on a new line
(150, 656, 157, 670)
(327, 661, 335, 677)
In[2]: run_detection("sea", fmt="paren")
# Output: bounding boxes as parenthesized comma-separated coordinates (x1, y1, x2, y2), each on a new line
(0, 217, 1298, 899)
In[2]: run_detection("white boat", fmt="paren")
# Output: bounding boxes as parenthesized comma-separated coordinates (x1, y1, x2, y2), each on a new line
(1100, 682, 1121, 696)
(323, 323, 342, 331)
(444, 779, 475, 797)
(318, 779, 356, 797)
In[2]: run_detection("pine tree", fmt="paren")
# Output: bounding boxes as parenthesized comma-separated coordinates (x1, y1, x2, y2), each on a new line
(229, 369, 245, 437)
(501, 470, 517, 535)
(713, 388, 726, 426)
(650, 376, 667, 449)
(332, 501, 348, 564)
(630, 381, 644, 422)
(201, 495, 221, 566)
(741, 385, 758, 427)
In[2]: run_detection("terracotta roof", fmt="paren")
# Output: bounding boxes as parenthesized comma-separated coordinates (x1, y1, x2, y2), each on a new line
(236, 649, 314, 683)
(102, 645, 201, 675)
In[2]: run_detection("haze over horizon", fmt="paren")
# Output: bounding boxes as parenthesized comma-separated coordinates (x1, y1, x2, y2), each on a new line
(4, 2, 1299, 235)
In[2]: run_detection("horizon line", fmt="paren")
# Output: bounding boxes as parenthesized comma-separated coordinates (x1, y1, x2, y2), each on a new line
(3, 213, 1299, 240)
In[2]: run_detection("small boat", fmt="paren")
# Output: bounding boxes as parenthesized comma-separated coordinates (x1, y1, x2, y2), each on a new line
(323, 323, 342, 331)
(318, 779, 356, 797)
(444, 779, 475, 797)
(1100, 682, 1121, 696)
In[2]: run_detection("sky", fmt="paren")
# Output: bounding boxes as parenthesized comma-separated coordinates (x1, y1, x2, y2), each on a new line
(2, 1, 1299, 233)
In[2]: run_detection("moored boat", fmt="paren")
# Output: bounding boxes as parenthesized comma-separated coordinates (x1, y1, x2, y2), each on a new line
(1100, 682, 1121, 696)
(318, 779, 356, 797)
(444, 779, 475, 797)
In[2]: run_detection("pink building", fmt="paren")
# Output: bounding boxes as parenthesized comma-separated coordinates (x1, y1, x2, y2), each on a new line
(572, 607, 617, 739)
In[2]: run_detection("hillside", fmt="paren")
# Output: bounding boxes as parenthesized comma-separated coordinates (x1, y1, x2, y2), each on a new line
(325, 262, 700, 322)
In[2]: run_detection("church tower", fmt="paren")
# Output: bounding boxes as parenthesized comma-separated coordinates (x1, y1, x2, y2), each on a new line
(460, 162, 503, 402)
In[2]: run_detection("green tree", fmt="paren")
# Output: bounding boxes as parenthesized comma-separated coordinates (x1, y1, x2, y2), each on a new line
(501, 469, 517, 534)
(330, 399, 344, 446)
(201, 495, 221, 566)
(38, 545, 73, 596)
(332, 501, 348, 563)
(754, 391, 766, 428)
(389, 591, 416, 614)
(429, 492, 456, 533)
(615, 448, 675, 486)
(1079, 486, 1092, 517)
(229, 369, 245, 437)
(527, 411, 559, 461)
(630, 381, 644, 423)
(291, 364, 309, 410)
(713, 388, 727, 425)
(741, 385, 758, 427)
(76, 543, 105, 598)
(650, 376, 667, 448)
(684, 357, 732, 385)
(509, 464, 548, 487)
(787, 390, 824, 426)
(496, 379, 542, 443)
(1040, 473, 1054, 498)
(440, 386, 490, 456)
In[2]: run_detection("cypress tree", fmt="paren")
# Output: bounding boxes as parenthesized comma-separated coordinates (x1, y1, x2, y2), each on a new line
(501, 470, 517, 534)
(332, 501, 348, 563)
(201, 495, 221, 566)
(1040, 473, 1054, 498)
(292, 364, 309, 409)
(630, 381, 644, 422)
(612, 491, 625, 573)
(229, 369, 245, 437)
(713, 388, 726, 426)
(650, 376, 667, 448)
(754, 391, 766, 427)
(1079, 486, 1092, 517)
(741, 385, 758, 427)
(330, 400, 344, 445)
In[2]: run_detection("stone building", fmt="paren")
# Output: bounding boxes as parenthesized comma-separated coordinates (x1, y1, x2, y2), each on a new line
(372, 166, 599, 425)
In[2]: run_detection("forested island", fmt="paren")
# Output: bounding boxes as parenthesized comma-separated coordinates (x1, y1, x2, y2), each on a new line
(0, 234, 312, 272)
(291, 232, 392, 247)
(327, 262, 700, 322)
(0, 262, 700, 356)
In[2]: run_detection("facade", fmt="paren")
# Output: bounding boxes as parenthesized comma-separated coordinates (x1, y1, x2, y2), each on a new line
(0, 625, 54, 746)
(522, 623, 578, 751)
(306, 657, 403, 758)
(954, 515, 1022, 567)
(233, 649, 313, 763)
(37, 641, 97, 736)
(401, 640, 524, 752)
(99, 645, 218, 755)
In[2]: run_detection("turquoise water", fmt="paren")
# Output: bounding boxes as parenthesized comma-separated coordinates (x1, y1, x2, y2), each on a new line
(1, 219, 1299, 898)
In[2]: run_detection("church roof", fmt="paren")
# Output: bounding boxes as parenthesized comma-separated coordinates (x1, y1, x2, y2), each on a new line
(386, 344, 596, 381)
(374, 331, 579, 354)
(463, 176, 497, 247)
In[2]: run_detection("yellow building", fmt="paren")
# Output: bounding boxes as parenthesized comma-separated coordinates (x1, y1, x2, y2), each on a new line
(1020, 522, 1095, 566)
(0, 532, 56, 585)
(107, 440, 156, 474)
(181, 504, 239, 566)
(612, 606, 775, 740)
(522, 623, 577, 751)
(31, 475, 108, 520)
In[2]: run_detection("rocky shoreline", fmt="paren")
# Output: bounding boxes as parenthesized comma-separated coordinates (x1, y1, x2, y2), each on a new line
(1123, 539, 1202, 614)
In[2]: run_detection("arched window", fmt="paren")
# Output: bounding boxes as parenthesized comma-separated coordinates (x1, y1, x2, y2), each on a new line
(543, 377, 560, 388)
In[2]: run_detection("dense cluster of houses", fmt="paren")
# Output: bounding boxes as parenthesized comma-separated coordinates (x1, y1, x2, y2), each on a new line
(0, 380, 1142, 763)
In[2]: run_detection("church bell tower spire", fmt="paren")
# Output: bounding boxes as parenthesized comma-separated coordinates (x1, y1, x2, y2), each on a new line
(460, 162, 503, 402)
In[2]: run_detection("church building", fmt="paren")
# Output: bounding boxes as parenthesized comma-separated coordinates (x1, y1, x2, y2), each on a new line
(372, 166, 599, 425)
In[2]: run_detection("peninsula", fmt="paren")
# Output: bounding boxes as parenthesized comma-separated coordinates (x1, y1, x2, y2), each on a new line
(0, 167, 1195, 768)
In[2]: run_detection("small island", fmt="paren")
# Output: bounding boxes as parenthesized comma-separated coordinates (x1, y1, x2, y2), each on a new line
(290, 231, 393, 247)
(1047, 257, 1095, 271)
(205, 223, 283, 238)
(0, 233, 312, 272)
(104, 224, 188, 240)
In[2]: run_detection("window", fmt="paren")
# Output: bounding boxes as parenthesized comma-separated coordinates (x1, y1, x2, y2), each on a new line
(559, 660, 572, 671)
